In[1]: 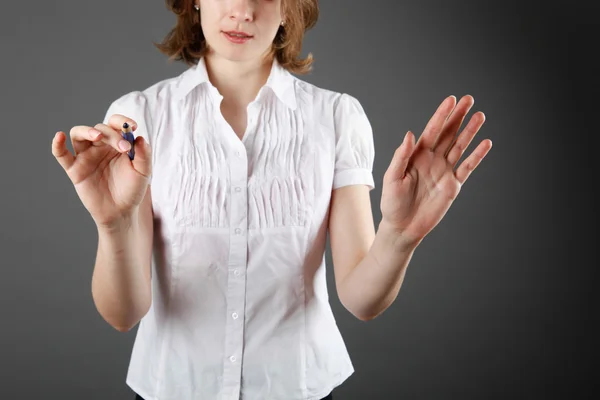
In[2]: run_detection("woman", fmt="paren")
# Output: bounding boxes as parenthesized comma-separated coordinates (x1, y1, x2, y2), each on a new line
(51, 0, 492, 399)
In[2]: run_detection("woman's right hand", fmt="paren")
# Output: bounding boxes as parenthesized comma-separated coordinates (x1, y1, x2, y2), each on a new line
(51, 113, 152, 230)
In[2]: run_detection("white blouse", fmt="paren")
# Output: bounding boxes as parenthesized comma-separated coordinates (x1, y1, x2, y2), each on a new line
(102, 56, 375, 400)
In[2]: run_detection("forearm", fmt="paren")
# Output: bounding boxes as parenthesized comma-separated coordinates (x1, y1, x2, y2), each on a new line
(339, 219, 421, 321)
(91, 213, 152, 332)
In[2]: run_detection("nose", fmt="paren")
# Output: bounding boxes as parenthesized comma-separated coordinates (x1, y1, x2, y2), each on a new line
(229, 0, 254, 23)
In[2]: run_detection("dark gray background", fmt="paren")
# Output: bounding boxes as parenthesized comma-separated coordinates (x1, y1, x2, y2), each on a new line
(1, 0, 597, 399)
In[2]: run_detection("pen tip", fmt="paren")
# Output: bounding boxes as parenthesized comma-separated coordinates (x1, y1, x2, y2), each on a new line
(123, 122, 129, 128)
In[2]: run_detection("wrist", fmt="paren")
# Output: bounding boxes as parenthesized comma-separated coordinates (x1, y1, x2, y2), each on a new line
(378, 218, 423, 252)
(96, 211, 139, 236)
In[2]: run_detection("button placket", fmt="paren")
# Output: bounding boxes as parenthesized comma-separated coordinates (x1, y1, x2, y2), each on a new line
(222, 140, 248, 398)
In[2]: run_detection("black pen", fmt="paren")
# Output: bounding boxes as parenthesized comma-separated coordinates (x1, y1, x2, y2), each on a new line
(121, 122, 135, 160)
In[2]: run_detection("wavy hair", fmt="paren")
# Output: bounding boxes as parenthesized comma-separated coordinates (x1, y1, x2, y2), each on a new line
(153, 0, 319, 75)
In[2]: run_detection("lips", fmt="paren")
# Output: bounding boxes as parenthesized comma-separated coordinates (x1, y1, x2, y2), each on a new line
(223, 31, 253, 38)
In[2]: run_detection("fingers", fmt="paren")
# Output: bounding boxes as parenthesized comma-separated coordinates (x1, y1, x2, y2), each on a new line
(52, 131, 75, 171)
(67, 125, 98, 155)
(445, 111, 486, 167)
(106, 114, 137, 133)
(92, 123, 134, 154)
(131, 135, 152, 178)
(65, 113, 137, 155)
(384, 131, 415, 183)
(416, 95, 457, 151)
(68, 124, 132, 155)
(454, 139, 493, 185)
(433, 95, 474, 157)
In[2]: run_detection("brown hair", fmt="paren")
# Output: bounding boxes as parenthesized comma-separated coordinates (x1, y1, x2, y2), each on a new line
(153, 0, 319, 75)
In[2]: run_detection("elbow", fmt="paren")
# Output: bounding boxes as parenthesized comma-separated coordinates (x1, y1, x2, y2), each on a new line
(357, 314, 375, 322)
(354, 310, 379, 322)
(93, 296, 151, 333)
(340, 292, 390, 322)
(105, 312, 143, 333)
(340, 295, 379, 322)
(113, 323, 135, 333)
(338, 283, 395, 322)
(357, 299, 396, 321)
(107, 306, 149, 333)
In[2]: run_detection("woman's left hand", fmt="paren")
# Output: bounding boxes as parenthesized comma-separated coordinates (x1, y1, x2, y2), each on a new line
(380, 94, 493, 246)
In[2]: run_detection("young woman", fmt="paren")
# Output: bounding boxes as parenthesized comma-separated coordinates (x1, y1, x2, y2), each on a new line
(51, 0, 492, 399)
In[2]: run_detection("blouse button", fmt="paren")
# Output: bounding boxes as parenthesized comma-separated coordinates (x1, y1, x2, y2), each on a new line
(235, 228, 241, 234)
(233, 269, 240, 276)
(232, 312, 238, 319)
(235, 187, 241, 192)
(230, 356, 236, 362)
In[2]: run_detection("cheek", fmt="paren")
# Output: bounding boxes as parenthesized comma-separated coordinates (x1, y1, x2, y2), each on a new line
(199, 2, 228, 24)
(200, 14, 222, 35)
(259, 9, 283, 33)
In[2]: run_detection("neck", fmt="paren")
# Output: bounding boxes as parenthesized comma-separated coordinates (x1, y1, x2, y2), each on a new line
(204, 51, 273, 107)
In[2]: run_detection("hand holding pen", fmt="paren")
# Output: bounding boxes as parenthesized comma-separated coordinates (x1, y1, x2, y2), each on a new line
(51, 114, 152, 230)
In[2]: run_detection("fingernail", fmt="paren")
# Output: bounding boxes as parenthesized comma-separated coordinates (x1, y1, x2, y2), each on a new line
(118, 140, 131, 151)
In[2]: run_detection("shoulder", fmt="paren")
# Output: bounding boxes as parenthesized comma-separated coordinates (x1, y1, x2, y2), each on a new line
(102, 72, 188, 144)
(292, 76, 367, 120)
(104, 73, 181, 113)
(102, 69, 193, 134)
(291, 76, 370, 135)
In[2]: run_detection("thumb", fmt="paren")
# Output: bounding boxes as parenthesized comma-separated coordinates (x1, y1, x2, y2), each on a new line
(385, 131, 414, 183)
(131, 136, 152, 179)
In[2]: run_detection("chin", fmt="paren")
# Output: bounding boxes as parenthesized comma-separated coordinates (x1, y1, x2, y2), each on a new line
(207, 37, 270, 62)
(215, 48, 269, 64)
(220, 51, 254, 62)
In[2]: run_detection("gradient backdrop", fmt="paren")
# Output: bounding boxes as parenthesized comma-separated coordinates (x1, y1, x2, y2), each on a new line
(1, 0, 596, 399)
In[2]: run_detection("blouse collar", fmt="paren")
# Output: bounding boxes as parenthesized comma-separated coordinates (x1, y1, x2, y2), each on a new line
(173, 55, 297, 110)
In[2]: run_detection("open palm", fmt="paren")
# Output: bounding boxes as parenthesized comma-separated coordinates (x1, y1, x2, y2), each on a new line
(380, 95, 493, 245)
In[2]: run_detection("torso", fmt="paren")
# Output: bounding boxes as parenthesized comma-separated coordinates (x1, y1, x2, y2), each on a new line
(114, 65, 375, 399)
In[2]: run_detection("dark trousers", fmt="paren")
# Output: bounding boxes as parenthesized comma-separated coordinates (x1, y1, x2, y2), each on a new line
(135, 392, 333, 400)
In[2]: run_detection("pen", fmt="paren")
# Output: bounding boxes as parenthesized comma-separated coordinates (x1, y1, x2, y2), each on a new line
(121, 122, 135, 160)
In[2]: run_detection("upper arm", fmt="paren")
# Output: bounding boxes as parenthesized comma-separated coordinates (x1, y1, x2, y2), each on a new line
(329, 185, 375, 295)
(328, 93, 377, 296)
(139, 184, 154, 283)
